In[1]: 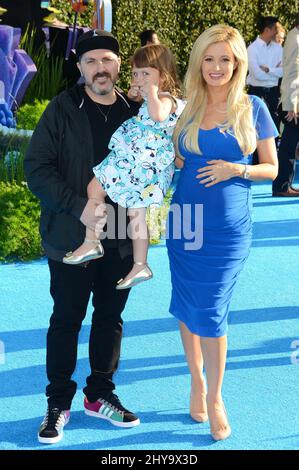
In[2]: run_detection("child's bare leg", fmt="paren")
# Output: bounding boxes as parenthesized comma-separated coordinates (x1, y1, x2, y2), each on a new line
(115, 207, 153, 288)
(122, 208, 149, 280)
(88, 176, 107, 200)
(64, 178, 106, 260)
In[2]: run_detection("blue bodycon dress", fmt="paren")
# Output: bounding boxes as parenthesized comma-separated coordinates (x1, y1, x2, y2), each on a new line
(166, 96, 278, 337)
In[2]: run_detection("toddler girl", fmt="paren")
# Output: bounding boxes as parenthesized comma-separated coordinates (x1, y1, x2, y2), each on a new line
(63, 44, 184, 289)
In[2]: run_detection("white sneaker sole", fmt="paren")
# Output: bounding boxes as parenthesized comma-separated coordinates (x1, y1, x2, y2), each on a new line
(38, 433, 64, 444)
(84, 409, 140, 428)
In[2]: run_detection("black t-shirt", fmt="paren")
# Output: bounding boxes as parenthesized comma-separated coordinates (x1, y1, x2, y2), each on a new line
(83, 89, 139, 165)
(83, 89, 140, 247)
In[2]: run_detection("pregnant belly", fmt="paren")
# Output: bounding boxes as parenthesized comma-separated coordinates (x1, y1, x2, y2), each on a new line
(172, 165, 252, 231)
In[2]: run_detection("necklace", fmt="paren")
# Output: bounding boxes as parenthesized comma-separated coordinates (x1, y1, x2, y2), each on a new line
(95, 103, 112, 123)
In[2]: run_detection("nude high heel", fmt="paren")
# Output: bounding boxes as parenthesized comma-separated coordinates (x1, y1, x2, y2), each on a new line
(190, 388, 208, 423)
(210, 403, 231, 441)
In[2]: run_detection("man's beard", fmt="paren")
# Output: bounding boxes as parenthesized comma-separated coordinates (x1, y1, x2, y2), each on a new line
(86, 72, 118, 96)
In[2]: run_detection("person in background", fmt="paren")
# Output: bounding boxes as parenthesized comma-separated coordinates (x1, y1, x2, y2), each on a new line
(275, 23, 286, 45)
(273, 22, 286, 132)
(247, 16, 282, 130)
(272, 12, 299, 197)
(139, 29, 160, 46)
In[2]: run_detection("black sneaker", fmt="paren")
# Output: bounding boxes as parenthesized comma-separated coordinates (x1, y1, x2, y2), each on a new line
(84, 393, 140, 428)
(38, 407, 70, 444)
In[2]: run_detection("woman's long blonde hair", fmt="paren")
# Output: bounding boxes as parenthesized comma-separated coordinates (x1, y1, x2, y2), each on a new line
(174, 24, 256, 157)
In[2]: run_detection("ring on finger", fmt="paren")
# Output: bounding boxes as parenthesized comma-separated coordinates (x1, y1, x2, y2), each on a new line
(209, 176, 216, 182)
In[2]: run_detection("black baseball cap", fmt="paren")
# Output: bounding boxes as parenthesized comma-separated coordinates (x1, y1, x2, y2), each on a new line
(76, 29, 120, 59)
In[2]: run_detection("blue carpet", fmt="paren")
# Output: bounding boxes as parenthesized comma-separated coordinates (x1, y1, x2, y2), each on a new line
(0, 179, 298, 450)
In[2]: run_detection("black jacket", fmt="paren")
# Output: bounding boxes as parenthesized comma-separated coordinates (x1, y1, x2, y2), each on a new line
(24, 84, 139, 261)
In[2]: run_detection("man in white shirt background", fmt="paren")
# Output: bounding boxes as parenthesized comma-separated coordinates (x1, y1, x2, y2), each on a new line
(272, 12, 299, 197)
(247, 16, 283, 131)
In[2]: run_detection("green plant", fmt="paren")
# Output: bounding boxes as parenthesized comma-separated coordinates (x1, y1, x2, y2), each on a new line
(0, 179, 171, 262)
(0, 182, 42, 262)
(51, 0, 94, 26)
(20, 27, 67, 103)
(112, 0, 298, 90)
(38, 1, 299, 93)
(146, 188, 173, 244)
(111, 0, 178, 91)
(0, 148, 27, 184)
(0, 100, 49, 184)
(0, 125, 32, 151)
(16, 100, 49, 131)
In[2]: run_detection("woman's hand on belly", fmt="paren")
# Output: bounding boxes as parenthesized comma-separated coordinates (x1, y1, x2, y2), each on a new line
(196, 159, 243, 187)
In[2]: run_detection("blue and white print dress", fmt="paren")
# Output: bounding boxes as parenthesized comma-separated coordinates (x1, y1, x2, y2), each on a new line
(93, 98, 185, 208)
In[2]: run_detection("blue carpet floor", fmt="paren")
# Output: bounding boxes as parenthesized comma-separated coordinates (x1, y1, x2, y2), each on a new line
(0, 180, 298, 450)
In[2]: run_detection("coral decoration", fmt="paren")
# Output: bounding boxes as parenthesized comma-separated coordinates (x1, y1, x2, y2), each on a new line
(69, 0, 89, 14)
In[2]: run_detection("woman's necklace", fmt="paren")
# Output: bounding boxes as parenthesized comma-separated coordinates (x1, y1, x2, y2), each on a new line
(95, 103, 112, 123)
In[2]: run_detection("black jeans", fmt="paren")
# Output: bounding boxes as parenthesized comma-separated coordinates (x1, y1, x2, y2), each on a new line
(272, 115, 299, 192)
(46, 249, 133, 410)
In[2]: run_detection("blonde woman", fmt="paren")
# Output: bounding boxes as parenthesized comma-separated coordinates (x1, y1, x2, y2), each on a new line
(275, 23, 286, 45)
(166, 24, 278, 441)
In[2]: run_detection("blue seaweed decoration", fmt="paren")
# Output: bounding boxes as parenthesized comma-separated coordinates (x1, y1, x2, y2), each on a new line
(0, 24, 36, 144)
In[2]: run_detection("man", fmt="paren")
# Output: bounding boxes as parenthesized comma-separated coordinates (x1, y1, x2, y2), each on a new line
(139, 29, 160, 47)
(272, 13, 299, 197)
(247, 16, 282, 130)
(24, 30, 140, 445)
